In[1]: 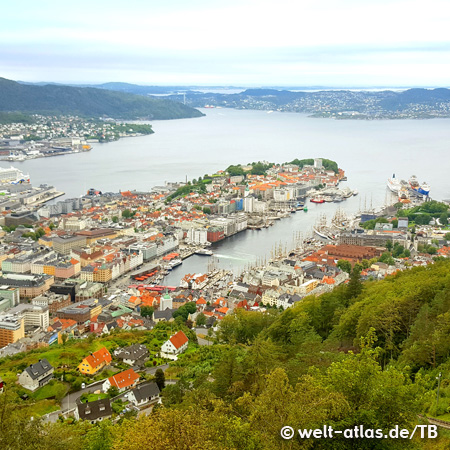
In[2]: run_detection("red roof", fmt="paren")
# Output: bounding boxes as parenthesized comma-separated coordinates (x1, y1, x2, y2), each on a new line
(169, 330, 189, 350)
(84, 347, 112, 369)
(108, 368, 140, 389)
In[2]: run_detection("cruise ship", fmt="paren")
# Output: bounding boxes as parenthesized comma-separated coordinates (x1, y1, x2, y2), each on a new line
(387, 175, 401, 193)
(0, 166, 30, 185)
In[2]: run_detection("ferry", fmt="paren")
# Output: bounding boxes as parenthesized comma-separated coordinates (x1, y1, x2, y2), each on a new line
(409, 175, 430, 196)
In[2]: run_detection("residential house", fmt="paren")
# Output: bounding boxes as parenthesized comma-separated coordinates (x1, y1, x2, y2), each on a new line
(78, 347, 112, 375)
(18, 359, 54, 391)
(160, 330, 189, 360)
(114, 344, 149, 367)
(102, 368, 140, 393)
(127, 382, 160, 407)
(75, 398, 112, 423)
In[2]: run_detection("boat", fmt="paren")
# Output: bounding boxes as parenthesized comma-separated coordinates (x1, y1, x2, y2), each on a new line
(0, 166, 30, 185)
(409, 175, 430, 196)
(313, 215, 336, 240)
(417, 182, 430, 196)
(342, 187, 353, 198)
(195, 248, 213, 256)
(387, 175, 401, 193)
(333, 196, 344, 202)
(310, 196, 325, 203)
(323, 196, 334, 202)
(168, 259, 182, 268)
(352, 189, 358, 196)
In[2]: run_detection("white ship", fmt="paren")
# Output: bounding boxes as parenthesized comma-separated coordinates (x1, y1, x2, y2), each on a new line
(195, 248, 213, 256)
(0, 166, 30, 185)
(387, 174, 401, 193)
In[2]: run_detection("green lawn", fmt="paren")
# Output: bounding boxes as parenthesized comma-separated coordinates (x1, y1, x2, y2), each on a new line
(83, 393, 109, 403)
(31, 380, 70, 401)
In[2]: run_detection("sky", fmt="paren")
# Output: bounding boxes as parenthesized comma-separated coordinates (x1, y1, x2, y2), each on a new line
(2, 0, 450, 87)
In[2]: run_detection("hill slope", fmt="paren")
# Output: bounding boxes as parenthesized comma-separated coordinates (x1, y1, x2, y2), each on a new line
(0, 78, 204, 120)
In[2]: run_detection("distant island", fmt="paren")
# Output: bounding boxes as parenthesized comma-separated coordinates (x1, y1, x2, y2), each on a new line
(0, 78, 204, 120)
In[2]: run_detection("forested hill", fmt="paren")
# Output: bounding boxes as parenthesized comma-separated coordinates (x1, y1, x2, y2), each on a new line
(3, 262, 450, 448)
(0, 78, 204, 120)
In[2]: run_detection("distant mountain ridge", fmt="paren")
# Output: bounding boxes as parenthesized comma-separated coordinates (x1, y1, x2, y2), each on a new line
(0, 78, 203, 120)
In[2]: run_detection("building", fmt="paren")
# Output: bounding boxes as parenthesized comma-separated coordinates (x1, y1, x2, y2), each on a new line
(127, 382, 160, 406)
(18, 359, 54, 391)
(160, 330, 189, 360)
(53, 235, 86, 255)
(0, 314, 24, 348)
(0, 286, 20, 312)
(78, 347, 112, 375)
(75, 398, 112, 423)
(56, 298, 102, 324)
(0, 273, 54, 300)
(8, 304, 49, 330)
(207, 226, 225, 243)
(114, 344, 149, 367)
(102, 368, 140, 393)
(32, 292, 71, 315)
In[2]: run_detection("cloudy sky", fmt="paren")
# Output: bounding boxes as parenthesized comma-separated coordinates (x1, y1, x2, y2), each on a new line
(2, 0, 450, 86)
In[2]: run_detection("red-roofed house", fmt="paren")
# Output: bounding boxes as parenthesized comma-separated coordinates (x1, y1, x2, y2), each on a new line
(78, 347, 112, 375)
(160, 330, 189, 360)
(102, 368, 140, 393)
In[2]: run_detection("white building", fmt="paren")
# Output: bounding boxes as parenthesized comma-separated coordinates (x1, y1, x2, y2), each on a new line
(160, 330, 189, 360)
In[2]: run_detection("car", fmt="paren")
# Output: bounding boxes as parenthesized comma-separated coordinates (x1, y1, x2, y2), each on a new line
(81, 382, 86, 389)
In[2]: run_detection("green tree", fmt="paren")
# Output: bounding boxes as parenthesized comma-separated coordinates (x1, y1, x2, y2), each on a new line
(155, 368, 165, 391)
(107, 386, 119, 398)
(140, 306, 154, 318)
(196, 312, 206, 326)
(347, 265, 363, 299)
(337, 259, 352, 274)
(112, 216, 119, 223)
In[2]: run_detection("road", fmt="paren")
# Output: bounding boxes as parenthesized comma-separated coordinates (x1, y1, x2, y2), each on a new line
(61, 379, 104, 412)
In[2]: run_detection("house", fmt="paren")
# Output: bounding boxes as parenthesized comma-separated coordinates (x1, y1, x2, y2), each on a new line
(153, 308, 174, 323)
(127, 381, 160, 406)
(160, 330, 189, 360)
(18, 359, 54, 391)
(102, 368, 140, 393)
(114, 344, 149, 367)
(78, 347, 112, 375)
(75, 398, 112, 423)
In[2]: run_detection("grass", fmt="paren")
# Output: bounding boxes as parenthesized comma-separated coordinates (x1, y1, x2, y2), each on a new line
(31, 380, 69, 401)
(83, 393, 109, 403)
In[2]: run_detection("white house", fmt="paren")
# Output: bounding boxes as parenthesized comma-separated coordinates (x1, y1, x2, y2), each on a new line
(160, 330, 189, 360)
(18, 359, 54, 391)
(127, 382, 160, 406)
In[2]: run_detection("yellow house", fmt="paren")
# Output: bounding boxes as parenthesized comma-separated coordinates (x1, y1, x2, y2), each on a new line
(78, 347, 112, 375)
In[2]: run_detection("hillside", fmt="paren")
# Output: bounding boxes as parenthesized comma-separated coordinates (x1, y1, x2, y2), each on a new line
(0, 78, 204, 120)
(3, 262, 450, 448)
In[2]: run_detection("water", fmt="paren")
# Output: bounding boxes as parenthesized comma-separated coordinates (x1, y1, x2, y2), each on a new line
(12, 108, 450, 284)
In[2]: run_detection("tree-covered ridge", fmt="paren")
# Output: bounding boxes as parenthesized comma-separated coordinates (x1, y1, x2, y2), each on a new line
(0, 111, 35, 124)
(0, 78, 204, 120)
(287, 158, 339, 174)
